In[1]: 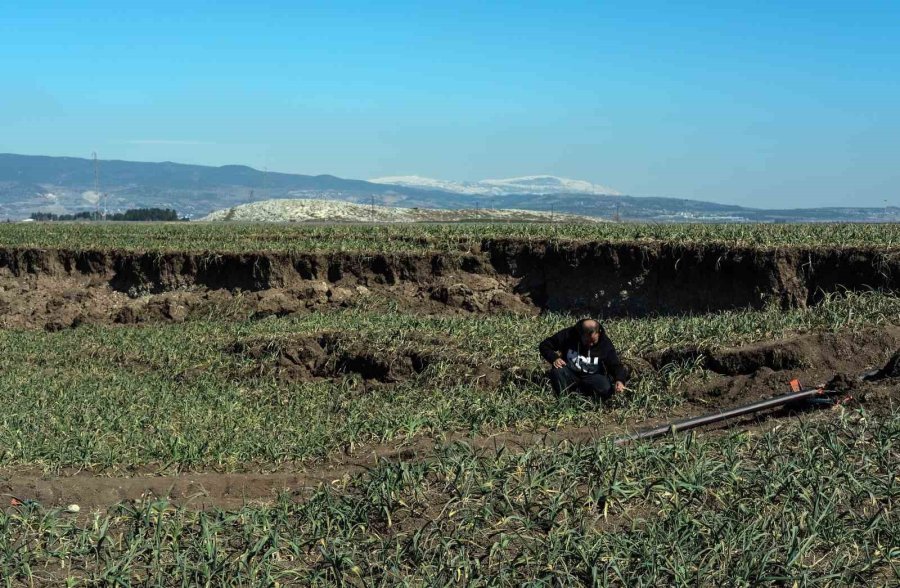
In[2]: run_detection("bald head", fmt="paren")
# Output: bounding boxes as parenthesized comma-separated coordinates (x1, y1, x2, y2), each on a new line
(579, 319, 599, 332)
(577, 319, 601, 345)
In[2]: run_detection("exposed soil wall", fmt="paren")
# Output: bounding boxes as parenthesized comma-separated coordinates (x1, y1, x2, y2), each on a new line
(0, 241, 897, 329)
(482, 239, 899, 313)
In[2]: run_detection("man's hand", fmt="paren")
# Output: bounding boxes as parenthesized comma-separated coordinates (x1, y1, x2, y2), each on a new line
(552, 358, 566, 369)
(614, 380, 626, 393)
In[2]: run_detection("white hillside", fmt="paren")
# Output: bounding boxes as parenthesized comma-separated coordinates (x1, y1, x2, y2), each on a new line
(200, 199, 605, 223)
(369, 174, 620, 196)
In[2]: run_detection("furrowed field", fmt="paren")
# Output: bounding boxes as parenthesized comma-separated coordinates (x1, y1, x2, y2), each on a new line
(0, 222, 898, 586)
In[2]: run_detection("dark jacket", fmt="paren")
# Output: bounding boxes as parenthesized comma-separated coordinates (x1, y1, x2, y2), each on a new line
(538, 322, 628, 382)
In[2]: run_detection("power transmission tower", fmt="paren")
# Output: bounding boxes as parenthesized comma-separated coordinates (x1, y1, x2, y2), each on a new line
(92, 152, 102, 220)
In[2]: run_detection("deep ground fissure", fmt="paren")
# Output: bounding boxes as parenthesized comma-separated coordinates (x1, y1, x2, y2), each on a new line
(1, 242, 898, 329)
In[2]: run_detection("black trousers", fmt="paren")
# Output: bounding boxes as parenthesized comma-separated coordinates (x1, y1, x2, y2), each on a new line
(549, 365, 612, 400)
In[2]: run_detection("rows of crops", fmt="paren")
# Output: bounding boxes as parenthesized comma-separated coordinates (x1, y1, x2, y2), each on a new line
(0, 291, 896, 473)
(1, 222, 898, 585)
(1, 221, 899, 253)
(2, 407, 896, 585)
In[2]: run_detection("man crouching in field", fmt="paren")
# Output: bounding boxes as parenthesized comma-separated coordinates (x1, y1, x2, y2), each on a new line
(538, 319, 628, 401)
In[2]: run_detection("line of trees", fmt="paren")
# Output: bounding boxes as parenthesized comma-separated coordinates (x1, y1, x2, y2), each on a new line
(30, 208, 185, 222)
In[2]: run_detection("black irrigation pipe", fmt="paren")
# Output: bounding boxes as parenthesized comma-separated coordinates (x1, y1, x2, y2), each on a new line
(614, 386, 838, 445)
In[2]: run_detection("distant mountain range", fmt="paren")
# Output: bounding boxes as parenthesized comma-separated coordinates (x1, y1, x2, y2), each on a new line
(0, 153, 896, 223)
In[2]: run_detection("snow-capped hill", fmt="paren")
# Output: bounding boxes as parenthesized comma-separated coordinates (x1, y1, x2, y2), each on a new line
(367, 176, 489, 195)
(480, 175, 619, 196)
(369, 175, 620, 196)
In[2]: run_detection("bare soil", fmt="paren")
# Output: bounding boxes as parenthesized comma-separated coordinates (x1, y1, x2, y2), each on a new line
(4, 326, 898, 511)
(646, 325, 900, 406)
(0, 242, 898, 329)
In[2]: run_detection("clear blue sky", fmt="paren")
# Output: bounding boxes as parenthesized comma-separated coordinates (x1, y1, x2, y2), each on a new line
(1, 1, 897, 207)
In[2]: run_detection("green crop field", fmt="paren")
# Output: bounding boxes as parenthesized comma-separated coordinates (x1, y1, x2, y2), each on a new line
(0, 290, 898, 585)
(0, 291, 896, 473)
(2, 221, 899, 253)
(0, 222, 898, 586)
(1, 406, 897, 585)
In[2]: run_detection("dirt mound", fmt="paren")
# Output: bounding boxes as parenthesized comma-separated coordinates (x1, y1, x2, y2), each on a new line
(678, 327, 900, 406)
(645, 327, 900, 376)
(708, 329, 900, 376)
(231, 336, 329, 379)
